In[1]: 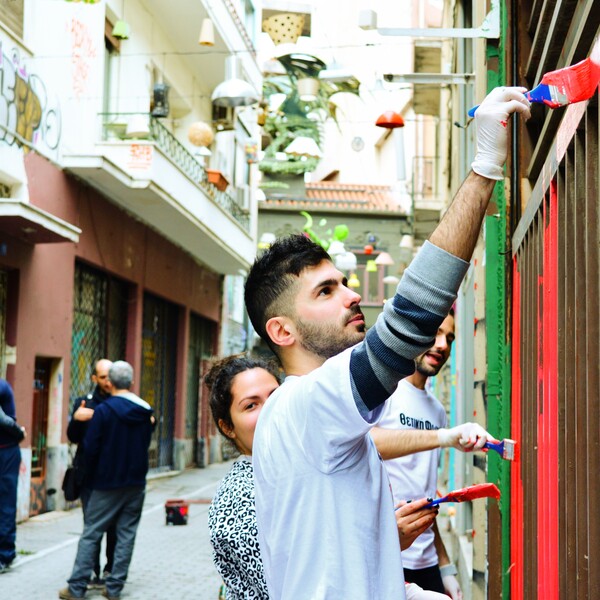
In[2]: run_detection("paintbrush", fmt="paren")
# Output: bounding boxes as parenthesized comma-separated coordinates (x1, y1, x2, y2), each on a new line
(424, 483, 500, 508)
(484, 438, 517, 461)
(467, 57, 600, 117)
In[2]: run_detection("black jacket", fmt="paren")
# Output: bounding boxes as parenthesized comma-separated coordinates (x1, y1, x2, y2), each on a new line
(0, 379, 24, 447)
(67, 386, 110, 486)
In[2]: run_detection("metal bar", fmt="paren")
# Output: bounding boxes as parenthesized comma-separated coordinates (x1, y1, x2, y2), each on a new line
(382, 73, 476, 85)
(361, 0, 499, 39)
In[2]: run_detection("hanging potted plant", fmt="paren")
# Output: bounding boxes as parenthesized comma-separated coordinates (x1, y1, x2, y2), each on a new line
(206, 169, 230, 192)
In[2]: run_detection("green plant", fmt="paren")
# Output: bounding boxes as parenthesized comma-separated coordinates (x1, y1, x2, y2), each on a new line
(259, 53, 362, 176)
(300, 211, 349, 250)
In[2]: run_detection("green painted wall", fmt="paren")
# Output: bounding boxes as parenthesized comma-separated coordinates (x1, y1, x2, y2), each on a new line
(484, 2, 512, 597)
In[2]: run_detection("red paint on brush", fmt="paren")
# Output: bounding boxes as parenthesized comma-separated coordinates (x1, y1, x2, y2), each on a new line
(441, 482, 500, 503)
(540, 57, 600, 106)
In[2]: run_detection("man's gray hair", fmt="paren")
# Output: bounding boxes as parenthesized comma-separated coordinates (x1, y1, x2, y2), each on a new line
(108, 361, 134, 390)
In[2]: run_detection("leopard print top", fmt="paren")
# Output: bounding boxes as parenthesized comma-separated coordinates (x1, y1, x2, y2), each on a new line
(208, 456, 269, 599)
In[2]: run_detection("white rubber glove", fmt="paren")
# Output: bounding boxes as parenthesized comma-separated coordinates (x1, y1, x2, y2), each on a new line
(442, 574, 463, 600)
(471, 86, 531, 180)
(437, 422, 497, 451)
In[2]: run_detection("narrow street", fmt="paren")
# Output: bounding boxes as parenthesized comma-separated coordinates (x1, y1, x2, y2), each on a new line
(0, 461, 233, 600)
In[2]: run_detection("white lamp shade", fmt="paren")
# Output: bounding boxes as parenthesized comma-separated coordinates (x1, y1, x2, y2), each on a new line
(399, 234, 414, 250)
(126, 115, 150, 138)
(212, 56, 259, 107)
(258, 232, 276, 249)
(256, 189, 267, 202)
(383, 275, 400, 285)
(335, 251, 357, 271)
(374, 252, 394, 266)
(297, 77, 319, 101)
(327, 240, 346, 256)
(285, 136, 322, 158)
(198, 18, 215, 46)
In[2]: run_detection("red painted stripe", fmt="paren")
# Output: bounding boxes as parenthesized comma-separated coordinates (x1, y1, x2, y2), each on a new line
(511, 257, 523, 600)
(538, 181, 560, 597)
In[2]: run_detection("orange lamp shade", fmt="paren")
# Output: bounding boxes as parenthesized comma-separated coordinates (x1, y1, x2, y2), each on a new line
(375, 111, 404, 129)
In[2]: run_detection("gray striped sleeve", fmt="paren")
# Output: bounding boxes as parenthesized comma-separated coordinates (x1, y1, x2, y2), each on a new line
(350, 241, 469, 414)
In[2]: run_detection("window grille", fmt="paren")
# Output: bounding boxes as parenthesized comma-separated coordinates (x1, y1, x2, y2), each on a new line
(69, 263, 128, 407)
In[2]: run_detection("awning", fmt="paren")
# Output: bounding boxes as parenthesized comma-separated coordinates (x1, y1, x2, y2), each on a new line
(0, 199, 81, 244)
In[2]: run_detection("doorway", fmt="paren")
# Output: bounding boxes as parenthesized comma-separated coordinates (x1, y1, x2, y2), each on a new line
(30, 357, 51, 516)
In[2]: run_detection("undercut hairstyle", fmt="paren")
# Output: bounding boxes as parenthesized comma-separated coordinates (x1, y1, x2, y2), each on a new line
(108, 361, 134, 390)
(244, 234, 331, 353)
(205, 355, 280, 440)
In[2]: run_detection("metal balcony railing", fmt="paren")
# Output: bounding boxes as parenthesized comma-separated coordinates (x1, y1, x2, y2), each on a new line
(99, 113, 250, 231)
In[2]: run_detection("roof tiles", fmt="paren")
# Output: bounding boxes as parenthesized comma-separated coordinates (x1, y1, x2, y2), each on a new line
(263, 182, 407, 215)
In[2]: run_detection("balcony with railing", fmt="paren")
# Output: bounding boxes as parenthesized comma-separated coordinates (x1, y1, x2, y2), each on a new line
(62, 112, 255, 274)
(100, 113, 250, 232)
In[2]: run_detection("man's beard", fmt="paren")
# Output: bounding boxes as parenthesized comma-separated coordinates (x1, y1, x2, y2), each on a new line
(414, 353, 444, 377)
(295, 308, 366, 360)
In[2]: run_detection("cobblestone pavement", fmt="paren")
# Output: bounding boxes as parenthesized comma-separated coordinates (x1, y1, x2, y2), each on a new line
(0, 461, 233, 600)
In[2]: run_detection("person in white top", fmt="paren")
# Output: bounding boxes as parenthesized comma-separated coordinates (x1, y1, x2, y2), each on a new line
(243, 87, 531, 600)
(372, 309, 466, 599)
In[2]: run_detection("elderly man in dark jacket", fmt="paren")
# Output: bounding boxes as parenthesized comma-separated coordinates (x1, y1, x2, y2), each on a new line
(0, 378, 26, 574)
(60, 361, 154, 600)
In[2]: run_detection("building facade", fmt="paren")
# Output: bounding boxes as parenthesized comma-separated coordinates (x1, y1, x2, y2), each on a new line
(0, 0, 262, 520)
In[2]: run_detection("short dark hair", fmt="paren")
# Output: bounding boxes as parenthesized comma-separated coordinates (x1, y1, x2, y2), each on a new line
(205, 355, 280, 441)
(244, 234, 331, 353)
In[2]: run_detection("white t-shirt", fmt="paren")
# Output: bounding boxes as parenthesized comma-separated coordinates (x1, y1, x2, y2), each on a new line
(377, 378, 447, 570)
(253, 348, 406, 600)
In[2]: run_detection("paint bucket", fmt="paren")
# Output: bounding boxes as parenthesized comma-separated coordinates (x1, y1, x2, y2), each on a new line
(165, 499, 189, 525)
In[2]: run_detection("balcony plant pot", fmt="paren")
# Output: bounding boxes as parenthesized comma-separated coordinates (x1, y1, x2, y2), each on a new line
(206, 169, 229, 192)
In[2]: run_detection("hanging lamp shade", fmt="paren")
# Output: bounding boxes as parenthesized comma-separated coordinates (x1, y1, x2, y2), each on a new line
(188, 121, 214, 147)
(366, 260, 378, 273)
(285, 136, 322, 158)
(198, 18, 215, 46)
(399, 234, 414, 250)
(262, 13, 305, 45)
(348, 273, 361, 288)
(212, 56, 259, 107)
(375, 111, 405, 129)
(383, 275, 400, 285)
(335, 251, 357, 272)
(297, 77, 320, 101)
(374, 252, 394, 266)
(112, 20, 130, 40)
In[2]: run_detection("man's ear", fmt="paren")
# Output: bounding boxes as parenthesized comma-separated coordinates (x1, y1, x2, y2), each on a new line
(265, 316, 295, 348)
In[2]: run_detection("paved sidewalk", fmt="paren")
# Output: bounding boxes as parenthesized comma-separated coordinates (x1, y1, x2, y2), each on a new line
(0, 461, 233, 600)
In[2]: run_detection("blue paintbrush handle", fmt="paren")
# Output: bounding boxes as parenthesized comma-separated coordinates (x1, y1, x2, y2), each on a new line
(467, 105, 479, 118)
(468, 84, 550, 118)
(484, 440, 504, 456)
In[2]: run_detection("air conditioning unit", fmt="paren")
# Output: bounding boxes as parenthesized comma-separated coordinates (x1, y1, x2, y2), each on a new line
(234, 185, 251, 209)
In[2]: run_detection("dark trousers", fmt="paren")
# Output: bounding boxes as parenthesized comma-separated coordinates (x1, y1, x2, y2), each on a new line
(68, 487, 145, 597)
(404, 564, 446, 594)
(0, 445, 20, 567)
(80, 486, 117, 576)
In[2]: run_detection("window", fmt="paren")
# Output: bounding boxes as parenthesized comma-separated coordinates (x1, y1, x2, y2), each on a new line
(353, 251, 387, 306)
(103, 19, 121, 114)
(0, 0, 24, 39)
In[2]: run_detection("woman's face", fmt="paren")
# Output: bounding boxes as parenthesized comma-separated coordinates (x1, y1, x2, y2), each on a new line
(222, 368, 279, 455)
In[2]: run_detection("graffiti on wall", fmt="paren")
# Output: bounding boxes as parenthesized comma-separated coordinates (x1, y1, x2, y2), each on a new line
(67, 17, 97, 99)
(0, 42, 61, 154)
